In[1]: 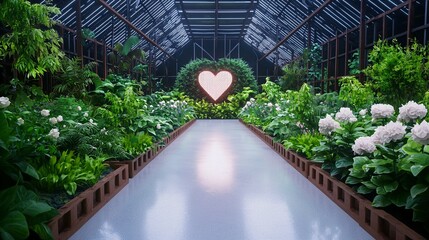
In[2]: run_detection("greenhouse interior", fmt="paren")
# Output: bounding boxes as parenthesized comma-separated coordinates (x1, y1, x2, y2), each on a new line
(2, 0, 429, 239)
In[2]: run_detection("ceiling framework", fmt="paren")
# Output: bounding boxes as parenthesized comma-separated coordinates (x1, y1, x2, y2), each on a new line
(36, 0, 407, 66)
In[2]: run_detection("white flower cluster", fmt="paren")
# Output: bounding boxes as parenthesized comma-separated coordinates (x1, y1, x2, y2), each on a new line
(17, 117, 24, 126)
(359, 109, 367, 116)
(411, 120, 429, 145)
(352, 136, 376, 155)
(371, 104, 395, 119)
(335, 107, 357, 123)
(48, 128, 60, 139)
(49, 115, 63, 125)
(0, 96, 11, 108)
(372, 121, 406, 145)
(397, 101, 427, 122)
(318, 115, 340, 135)
(40, 109, 50, 117)
(156, 123, 161, 129)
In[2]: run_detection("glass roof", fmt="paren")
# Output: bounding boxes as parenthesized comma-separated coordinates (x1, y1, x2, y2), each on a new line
(36, 0, 408, 66)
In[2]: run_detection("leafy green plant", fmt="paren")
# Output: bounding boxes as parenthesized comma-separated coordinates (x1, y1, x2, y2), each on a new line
(283, 133, 323, 159)
(108, 36, 146, 75)
(279, 61, 306, 91)
(339, 76, 374, 110)
(52, 57, 100, 99)
(364, 39, 428, 107)
(307, 44, 323, 81)
(348, 51, 360, 75)
(0, 0, 64, 78)
(313, 121, 368, 180)
(121, 132, 152, 157)
(0, 185, 58, 240)
(37, 151, 107, 195)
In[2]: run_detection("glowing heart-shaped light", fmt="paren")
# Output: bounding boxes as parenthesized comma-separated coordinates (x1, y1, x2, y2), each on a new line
(198, 71, 233, 102)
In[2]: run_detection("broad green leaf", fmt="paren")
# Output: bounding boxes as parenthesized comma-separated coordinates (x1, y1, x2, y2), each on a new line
(410, 184, 428, 199)
(410, 165, 426, 176)
(335, 158, 353, 168)
(0, 211, 29, 240)
(357, 185, 373, 195)
(372, 195, 392, 207)
(345, 176, 361, 185)
(408, 153, 429, 165)
(16, 200, 53, 217)
(15, 161, 39, 180)
(31, 223, 54, 240)
(383, 181, 399, 193)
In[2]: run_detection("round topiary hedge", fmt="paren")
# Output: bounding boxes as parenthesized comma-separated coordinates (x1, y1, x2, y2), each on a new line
(175, 58, 257, 101)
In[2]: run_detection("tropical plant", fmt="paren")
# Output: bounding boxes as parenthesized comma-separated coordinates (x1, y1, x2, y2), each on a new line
(52, 57, 100, 99)
(0, 185, 58, 240)
(364, 39, 428, 107)
(283, 133, 323, 159)
(108, 36, 146, 75)
(0, 0, 64, 78)
(36, 151, 107, 195)
(338, 76, 374, 110)
(279, 60, 306, 91)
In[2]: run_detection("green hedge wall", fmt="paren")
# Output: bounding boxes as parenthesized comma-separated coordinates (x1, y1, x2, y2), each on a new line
(175, 58, 257, 101)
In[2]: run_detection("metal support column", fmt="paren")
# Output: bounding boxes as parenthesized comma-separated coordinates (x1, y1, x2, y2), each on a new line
(359, 0, 366, 82)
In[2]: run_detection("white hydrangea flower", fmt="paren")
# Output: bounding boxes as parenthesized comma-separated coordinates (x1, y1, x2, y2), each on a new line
(57, 115, 63, 122)
(371, 104, 395, 119)
(156, 123, 161, 129)
(0, 96, 11, 108)
(77, 106, 82, 111)
(83, 112, 89, 117)
(49, 117, 58, 124)
(276, 106, 281, 111)
(267, 103, 273, 107)
(411, 120, 429, 145)
(40, 109, 50, 117)
(48, 128, 60, 139)
(372, 121, 406, 145)
(359, 109, 367, 116)
(17, 117, 24, 126)
(335, 107, 357, 123)
(352, 136, 376, 155)
(397, 101, 427, 122)
(318, 114, 340, 135)
(89, 119, 97, 126)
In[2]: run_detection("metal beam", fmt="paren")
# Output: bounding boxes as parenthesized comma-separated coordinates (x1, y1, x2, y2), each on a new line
(359, 0, 366, 82)
(97, 0, 173, 59)
(259, 0, 334, 61)
(239, 0, 256, 39)
(179, 0, 194, 40)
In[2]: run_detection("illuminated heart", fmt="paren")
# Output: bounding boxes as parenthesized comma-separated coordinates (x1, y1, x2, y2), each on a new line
(198, 71, 233, 102)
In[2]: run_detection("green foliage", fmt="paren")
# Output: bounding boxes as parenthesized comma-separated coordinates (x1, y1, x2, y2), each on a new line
(52, 57, 100, 99)
(36, 151, 107, 195)
(307, 44, 323, 81)
(339, 76, 374, 110)
(0, 0, 64, 78)
(108, 36, 145, 75)
(0, 185, 57, 240)
(364, 40, 428, 107)
(121, 132, 152, 157)
(58, 122, 131, 160)
(191, 87, 254, 119)
(283, 133, 323, 159)
(348, 51, 360, 75)
(175, 58, 257, 100)
(279, 61, 306, 91)
(313, 121, 369, 180)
